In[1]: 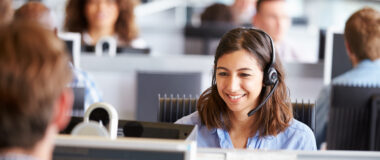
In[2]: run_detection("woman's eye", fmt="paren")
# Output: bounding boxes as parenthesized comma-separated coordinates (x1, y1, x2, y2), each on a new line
(217, 72, 228, 76)
(239, 73, 251, 77)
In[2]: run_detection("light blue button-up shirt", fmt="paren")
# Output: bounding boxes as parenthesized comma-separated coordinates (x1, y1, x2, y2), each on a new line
(176, 111, 316, 150)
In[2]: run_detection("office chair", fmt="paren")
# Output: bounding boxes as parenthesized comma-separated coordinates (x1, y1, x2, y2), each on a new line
(327, 84, 380, 150)
(292, 100, 316, 134)
(157, 94, 198, 123)
(158, 95, 316, 133)
(136, 72, 202, 122)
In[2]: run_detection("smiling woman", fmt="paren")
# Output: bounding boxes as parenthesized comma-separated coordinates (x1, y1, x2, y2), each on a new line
(176, 27, 316, 150)
(64, 0, 146, 48)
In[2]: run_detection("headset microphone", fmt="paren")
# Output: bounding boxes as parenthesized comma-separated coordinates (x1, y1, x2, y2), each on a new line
(247, 81, 278, 116)
(247, 28, 278, 117)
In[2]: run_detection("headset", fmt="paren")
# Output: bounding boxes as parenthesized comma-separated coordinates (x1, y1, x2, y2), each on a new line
(247, 28, 279, 117)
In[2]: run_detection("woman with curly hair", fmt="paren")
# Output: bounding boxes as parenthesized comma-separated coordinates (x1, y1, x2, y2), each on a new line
(64, 0, 146, 48)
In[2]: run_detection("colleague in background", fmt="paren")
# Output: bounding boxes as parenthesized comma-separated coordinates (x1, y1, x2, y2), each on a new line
(201, 3, 236, 26)
(0, 21, 73, 160)
(64, 0, 147, 49)
(315, 7, 380, 149)
(252, 0, 304, 62)
(0, 0, 13, 25)
(176, 27, 316, 150)
(15, 2, 103, 111)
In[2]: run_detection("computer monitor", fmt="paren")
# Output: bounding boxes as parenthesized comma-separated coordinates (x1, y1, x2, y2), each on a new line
(71, 87, 85, 117)
(53, 135, 196, 160)
(323, 29, 352, 85)
(318, 28, 326, 60)
(57, 32, 81, 68)
(327, 84, 380, 150)
(184, 24, 235, 55)
(60, 117, 197, 141)
(82, 45, 150, 54)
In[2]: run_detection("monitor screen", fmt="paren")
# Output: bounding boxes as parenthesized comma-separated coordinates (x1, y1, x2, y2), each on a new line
(57, 32, 81, 68)
(53, 135, 195, 160)
(72, 87, 85, 117)
(323, 30, 352, 85)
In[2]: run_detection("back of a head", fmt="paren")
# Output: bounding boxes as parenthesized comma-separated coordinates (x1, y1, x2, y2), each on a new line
(201, 3, 235, 25)
(0, 0, 13, 25)
(0, 21, 72, 150)
(344, 7, 380, 61)
(14, 2, 55, 30)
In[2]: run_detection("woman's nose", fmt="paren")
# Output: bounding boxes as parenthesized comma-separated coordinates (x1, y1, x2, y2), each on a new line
(226, 76, 240, 92)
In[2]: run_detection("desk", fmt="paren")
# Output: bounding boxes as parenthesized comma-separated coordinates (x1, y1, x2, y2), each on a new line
(81, 54, 324, 120)
(55, 135, 380, 160)
(197, 148, 380, 160)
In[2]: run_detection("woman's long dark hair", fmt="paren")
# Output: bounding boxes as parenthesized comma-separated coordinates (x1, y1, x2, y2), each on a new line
(197, 27, 292, 137)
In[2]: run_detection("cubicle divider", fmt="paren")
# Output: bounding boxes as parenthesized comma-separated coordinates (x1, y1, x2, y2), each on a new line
(80, 54, 324, 120)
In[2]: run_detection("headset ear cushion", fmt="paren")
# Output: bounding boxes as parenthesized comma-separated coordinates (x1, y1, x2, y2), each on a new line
(264, 67, 278, 86)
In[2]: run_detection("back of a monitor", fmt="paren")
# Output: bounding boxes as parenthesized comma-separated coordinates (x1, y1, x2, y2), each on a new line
(323, 30, 352, 85)
(53, 135, 196, 160)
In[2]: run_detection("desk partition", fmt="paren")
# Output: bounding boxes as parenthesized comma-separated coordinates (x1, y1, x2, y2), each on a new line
(80, 54, 324, 120)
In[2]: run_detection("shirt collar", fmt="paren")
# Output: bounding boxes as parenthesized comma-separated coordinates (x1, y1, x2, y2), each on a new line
(357, 59, 380, 68)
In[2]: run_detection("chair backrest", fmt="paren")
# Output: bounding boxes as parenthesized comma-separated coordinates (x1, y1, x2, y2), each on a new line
(136, 72, 202, 122)
(292, 100, 316, 134)
(327, 84, 380, 150)
(158, 94, 198, 123)
(158, 95, 316, 133)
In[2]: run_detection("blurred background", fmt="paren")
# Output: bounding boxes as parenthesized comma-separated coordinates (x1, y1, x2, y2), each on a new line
(12, 0, 380, 61)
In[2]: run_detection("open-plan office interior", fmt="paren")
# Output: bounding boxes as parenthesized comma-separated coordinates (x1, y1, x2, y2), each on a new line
(4, 0, 380, 159)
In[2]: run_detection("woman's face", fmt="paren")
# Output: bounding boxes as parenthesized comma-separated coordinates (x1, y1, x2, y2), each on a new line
(85, 0, 119, 30)
(216, 50, 264, 114)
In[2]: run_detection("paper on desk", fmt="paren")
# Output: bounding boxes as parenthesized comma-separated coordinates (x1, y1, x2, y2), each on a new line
(226, 151, 296, 160)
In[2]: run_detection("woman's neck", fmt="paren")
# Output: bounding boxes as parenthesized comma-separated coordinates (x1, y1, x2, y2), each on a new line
(87, 27, 115, 45)
(229, 111, 256, 131)
(228, 111, 259, 148)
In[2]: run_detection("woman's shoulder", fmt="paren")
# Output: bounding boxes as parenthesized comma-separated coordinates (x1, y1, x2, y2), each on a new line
(287, 119, 314, 134)
(175, 111, 201, 126)
(273, 119, 317, 150)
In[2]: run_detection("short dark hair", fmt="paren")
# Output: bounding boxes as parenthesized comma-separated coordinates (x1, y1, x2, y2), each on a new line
(201, 3, 235, 25)
(197, 28, 292, 137)
(0, 21, 72, 150)
(344, 7, 380, 61)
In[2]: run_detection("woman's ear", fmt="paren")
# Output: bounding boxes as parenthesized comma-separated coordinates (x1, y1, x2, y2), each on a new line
(52, 88, 74, 131)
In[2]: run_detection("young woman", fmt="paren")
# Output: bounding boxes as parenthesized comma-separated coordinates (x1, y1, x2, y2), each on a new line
(176, 28, 316, 150)
(64, 0, 146, 48)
